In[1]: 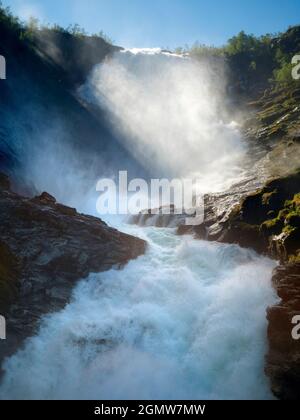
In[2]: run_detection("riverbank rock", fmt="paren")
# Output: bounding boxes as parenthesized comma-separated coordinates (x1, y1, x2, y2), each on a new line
(0, 174, 146, 367)
(212, 170, 300, 400)
(213, 170, 300, 400)
(128, 169, 300, 401)
(219, 170, 300, 260)
(266, 263, 300, 400)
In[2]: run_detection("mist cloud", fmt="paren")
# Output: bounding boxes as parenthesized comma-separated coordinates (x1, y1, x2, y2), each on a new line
(80, 50, 247, 193)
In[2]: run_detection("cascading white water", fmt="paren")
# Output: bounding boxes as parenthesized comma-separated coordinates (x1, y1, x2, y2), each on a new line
(0, 49, 278, 400)
(80, 48, 246, 193)
(0, 226, 277, 400)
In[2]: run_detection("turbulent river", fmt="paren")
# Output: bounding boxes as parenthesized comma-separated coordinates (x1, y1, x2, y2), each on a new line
(0, 223, 277, 399)
(0, 49, 279, 399)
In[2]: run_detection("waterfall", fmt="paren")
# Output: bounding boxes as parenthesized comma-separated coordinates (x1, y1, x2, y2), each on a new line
(0, 48, 277, 400)
(79, 48, 247, 193)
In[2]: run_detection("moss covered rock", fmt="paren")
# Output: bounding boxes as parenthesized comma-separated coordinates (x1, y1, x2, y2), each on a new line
(221, 170, 300, 262)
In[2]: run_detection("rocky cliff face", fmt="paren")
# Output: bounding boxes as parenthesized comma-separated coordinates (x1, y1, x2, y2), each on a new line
(1, 9, 300, 398)
(206, 86, 300, 400)
(0, 16, 146, 198)
(266, 263, 300, 400)
(212, 170, 300, 400)
(129, 84, 300, 400)
(32, 28, 122, 88)
(0, 174, 146, 368)
(218, 171, 300, 257)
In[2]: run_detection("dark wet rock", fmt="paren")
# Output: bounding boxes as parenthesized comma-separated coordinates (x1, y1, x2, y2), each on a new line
(0, 18, 147, 195)
(0, 175, 146, 366)
(32, 28, 121, 88)
(244, 85, 300, 144)
(128, 159, 300, 403)
(214, 170, 300, 401)
(0, 173, 10, 191)
(215, 170, 300, 400)
(219, 171, 300, 260)
(127, 205, 189, 228)
(266, 263, 300, 400)
(33, 191, 56, 204)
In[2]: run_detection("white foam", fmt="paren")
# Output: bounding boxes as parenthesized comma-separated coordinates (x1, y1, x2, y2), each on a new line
(0, 227, 277, 400)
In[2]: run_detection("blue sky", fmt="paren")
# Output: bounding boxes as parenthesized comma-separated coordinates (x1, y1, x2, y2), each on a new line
(3, 0, 300, 48)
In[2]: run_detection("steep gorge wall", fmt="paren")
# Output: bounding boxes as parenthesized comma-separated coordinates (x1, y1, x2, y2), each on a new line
(0, 22, 146, 199)
(0, 173, 146, 368)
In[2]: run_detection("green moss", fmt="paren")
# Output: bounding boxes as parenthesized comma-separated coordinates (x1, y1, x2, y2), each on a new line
(290, 194, 300, 210)
(231, 173, 300, 261)
(266, 124, 286, 139)
(282, 224, 296, 234)
(262, 189, 278, 206)
(258, 109, 285, 125)
(260, 192, 299, 234)
(278, 208, 289, 219)
(262, 191, 275, 205)
(227, 204, 242, 224)
(261, 217, 283, 234)
(289, 252, 300, 263)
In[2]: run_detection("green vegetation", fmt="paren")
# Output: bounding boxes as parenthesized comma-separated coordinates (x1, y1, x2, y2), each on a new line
(1, 0, 299, 90)
(0, 1, 31, 44)
(176, 27, 300, 92)
(223, 171, 300, 261)
(0, 1, 113, 46)
(258, 186, 300, 232)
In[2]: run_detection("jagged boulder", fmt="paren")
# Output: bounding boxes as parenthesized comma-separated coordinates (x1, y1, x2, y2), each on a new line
(266, 263, 300, 400)
(219, 170, 300, 260)
(0, 174, 146, 366)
